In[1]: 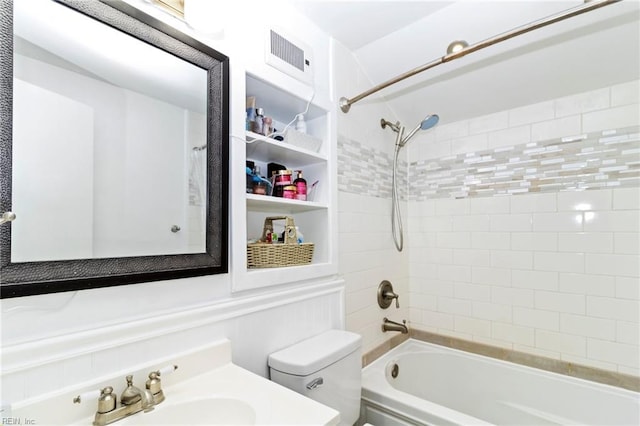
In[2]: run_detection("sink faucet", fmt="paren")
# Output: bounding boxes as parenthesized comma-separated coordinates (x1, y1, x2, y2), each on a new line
(382, 317, 408, 334)
(74, 366, 177, 426)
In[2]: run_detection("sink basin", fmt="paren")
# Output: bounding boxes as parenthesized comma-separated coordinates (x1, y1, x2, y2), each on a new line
(119, 397, 256, 425)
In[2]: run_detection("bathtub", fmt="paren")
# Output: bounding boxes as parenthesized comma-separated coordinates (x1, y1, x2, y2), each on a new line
(361, 339, 639, 425)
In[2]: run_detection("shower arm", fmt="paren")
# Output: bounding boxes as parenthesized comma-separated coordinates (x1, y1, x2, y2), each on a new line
(338, 0, 622, 113)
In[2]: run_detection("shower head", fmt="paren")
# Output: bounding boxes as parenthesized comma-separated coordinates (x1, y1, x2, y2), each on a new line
(400, 114, 439, 147)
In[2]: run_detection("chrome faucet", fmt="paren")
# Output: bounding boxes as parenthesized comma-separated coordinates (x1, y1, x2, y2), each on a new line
(74, 366, 177, 426)
(382, 317, 408, 334)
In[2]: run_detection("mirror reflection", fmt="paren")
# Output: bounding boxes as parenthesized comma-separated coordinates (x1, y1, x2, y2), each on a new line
(12, 0, 208, 262)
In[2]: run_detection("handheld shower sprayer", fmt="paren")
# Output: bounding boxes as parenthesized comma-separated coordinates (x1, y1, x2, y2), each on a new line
(381, 113, 440, 251)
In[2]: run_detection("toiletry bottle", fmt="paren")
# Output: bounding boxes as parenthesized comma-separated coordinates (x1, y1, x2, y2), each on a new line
(295, 226, 304, 244)
(263, 116, 273, 136)
(254, 108, 264, 135)
(295, 113, 307, 134)
(294, 170, 307, 201)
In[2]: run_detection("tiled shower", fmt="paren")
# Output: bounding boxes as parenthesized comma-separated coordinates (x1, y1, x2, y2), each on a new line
(338, 76, 639, 377)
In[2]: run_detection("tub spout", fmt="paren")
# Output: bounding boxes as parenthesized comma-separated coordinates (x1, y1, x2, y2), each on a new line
(382, 317, 408, 334)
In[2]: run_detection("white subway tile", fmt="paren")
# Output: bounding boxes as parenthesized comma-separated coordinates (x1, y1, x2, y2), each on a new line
(560, 313, 616, 340)
(510, 193, 557, 213)
(617, 321, 639, 345)
(491, 250, 533, 270)
(559, 273, 616, 297)
(611, 80, 640, 106)
(558, 232, 614, 254)
(618, 365, 640, 377)
(469, 111, 509, 135)
(454, 282, 491, 302)
(536, 330, 586, 356)
(531, 115, 581, 142)
(453, 215, 491, 232)
(436, 198, 470, 216)
(614, 233, 639, 255)
(554, 88, 609, 117)
(436, 232, 471, 249)
(583, 103, 640, 133)
(616, 276, 640, 300)
(472, 266, 511, 286)
(451, 133, 488, 155)
(437, 264, 472, 282)
(421, 279, 454, 297)
(472, 232, 511, 250)
(535, 291, 585, 315)
(470, 197, 510, 215)
(435, 120, 469, 142)
(472, 301, 512, 322)
(587, 296, 640, 322)
(534, 252, 584, 273)
(512, 269, 558, 291)
(487, 125, 531, 149)
(412, 293, 438, 311)
(454, 316, 491, 337)
(532, 212, 584, 232)
(509, 101, 555, 127)
(557, 190, 612, 212)
(492, 322, 535, 346)
(492, 287, 534, 308)
(421, 139, 452, 160)
(514, 307, 560, 330)
(587, 339, 640, 369)
(438, 296, 473, 316)
(612, 187, 640, 210)
(410, 200, 437, 217)
(420, 309, 455, 330)
(584, 211, 640, 232)
(490, 214, 532, 232)
(420, 216, 453, 232)
(511, 233, 558, 252)
(452, 249, 491, 267)
(419, 247, 453, 265)
(585, 253, 640, 277)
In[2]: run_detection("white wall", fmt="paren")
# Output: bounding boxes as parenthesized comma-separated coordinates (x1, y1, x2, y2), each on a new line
(407, 80, 640, 376)
(333, 40, 411, 354)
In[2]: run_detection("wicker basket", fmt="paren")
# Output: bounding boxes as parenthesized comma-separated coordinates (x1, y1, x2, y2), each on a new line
(247, 216, 314, 268)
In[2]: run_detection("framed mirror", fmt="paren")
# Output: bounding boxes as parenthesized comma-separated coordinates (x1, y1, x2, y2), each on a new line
(0, 0, 229, 298)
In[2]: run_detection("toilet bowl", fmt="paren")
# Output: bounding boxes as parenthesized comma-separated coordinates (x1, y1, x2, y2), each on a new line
(268, 330, 362, 425)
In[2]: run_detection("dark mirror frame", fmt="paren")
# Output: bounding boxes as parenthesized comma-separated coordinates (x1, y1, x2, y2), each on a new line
(0, 0, 229, 298)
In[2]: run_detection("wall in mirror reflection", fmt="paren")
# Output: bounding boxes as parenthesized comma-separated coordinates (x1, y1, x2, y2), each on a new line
(12, 34, 207, 262)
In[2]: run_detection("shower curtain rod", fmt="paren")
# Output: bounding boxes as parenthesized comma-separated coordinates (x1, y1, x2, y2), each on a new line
(339, 0, 622, 113)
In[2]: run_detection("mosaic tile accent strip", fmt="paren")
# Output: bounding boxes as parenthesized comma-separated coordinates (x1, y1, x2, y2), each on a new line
(338, 134, 407, 199)
(410, 126, 640, 200)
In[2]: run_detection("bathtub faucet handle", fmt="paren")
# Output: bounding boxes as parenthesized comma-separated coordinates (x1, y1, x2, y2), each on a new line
(378, 280, 400, 309)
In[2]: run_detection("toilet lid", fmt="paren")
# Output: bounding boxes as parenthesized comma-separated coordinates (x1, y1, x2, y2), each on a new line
(268, 330, 362, 376)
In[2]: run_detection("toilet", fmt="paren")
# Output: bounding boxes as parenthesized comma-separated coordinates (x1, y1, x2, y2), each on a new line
(268, 329, 362, 425)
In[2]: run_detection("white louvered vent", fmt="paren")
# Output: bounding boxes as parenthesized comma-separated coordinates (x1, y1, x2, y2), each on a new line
(265, 28, 313, 85)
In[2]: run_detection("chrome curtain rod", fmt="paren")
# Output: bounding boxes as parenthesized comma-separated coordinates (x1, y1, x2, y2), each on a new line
(339, 0, 622, 113)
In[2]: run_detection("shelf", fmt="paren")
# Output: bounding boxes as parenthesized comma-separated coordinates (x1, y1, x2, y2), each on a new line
(246, 194, 328, 213)
(245, 131, 326, 165)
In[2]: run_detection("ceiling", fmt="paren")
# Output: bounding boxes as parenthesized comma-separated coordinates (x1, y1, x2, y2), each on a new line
(294, 1, 640, 125)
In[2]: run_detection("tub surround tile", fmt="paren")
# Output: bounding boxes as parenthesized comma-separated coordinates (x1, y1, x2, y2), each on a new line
(361, 333, 409, 368)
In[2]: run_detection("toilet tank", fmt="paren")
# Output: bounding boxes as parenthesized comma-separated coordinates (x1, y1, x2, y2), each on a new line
(268, 330, 362, 426)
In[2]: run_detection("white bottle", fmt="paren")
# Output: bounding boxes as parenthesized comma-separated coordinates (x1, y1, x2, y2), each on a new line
(295, 114, 307, 134)
(295, 226, 304, 244)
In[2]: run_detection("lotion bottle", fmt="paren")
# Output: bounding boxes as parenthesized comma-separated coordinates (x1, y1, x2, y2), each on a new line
(294, 170, 307, 201)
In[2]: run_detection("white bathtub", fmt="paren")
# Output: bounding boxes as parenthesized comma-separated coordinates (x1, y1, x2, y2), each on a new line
(361, 339, 640, 426)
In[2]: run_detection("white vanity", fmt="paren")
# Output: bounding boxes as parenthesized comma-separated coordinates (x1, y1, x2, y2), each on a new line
(9, 339, 339, 425)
